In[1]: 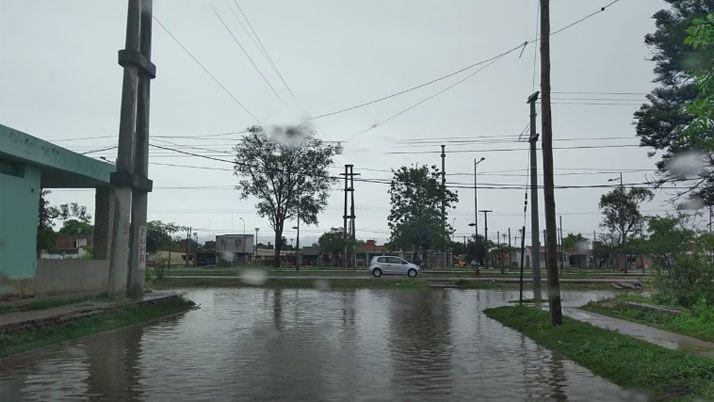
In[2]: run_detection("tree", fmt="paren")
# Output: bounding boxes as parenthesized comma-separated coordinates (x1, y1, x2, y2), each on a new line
(387, 165, 458, 267)
(634, 2, 714, 203)
(645, 216, 696, 265)
(561, 233, 588, 252)
(318, 228, 351, 254)
(58, 219, 92, 236)
(203, 240, 216, 250)
(234, 125, 335, 267)
(465, 235, 488, 266)
(37, 189, 59, 254)
(146, 220, 172, 254)
(599, 187, 655, 246)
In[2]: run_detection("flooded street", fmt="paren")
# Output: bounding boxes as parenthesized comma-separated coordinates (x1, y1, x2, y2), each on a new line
(0, 288, 643, 401)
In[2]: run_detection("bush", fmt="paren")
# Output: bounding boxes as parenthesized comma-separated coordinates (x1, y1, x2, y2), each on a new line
(652, 250, 714, 308)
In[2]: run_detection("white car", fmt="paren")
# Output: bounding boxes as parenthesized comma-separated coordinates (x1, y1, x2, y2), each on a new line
(369, 256, 420, 278)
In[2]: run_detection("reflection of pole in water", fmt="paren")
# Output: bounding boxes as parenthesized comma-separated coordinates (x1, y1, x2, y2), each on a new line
(273, 288, 282, 328)
(547, 352, 568, 401)
(86, 325, 144, 399)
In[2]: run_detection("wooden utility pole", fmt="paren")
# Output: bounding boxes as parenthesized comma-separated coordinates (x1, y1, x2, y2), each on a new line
(527, 91, 541, 290)
(540, 0, 563, 325)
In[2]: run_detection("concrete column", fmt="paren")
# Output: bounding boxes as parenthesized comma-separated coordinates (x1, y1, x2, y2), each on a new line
(93, 187, 115, 261)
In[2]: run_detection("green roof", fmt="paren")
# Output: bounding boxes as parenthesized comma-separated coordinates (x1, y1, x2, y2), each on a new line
(0, 124, 115, 187)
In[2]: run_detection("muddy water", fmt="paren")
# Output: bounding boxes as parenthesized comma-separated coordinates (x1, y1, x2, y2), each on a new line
(0, 288, 644, 401)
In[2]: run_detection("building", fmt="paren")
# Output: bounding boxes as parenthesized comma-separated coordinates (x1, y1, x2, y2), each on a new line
(41, 234, 93, 260)
(216, 234, 255, 264)
(0, 124, 116, 298)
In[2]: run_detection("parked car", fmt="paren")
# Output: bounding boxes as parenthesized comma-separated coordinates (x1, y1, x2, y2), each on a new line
(369, 256, 420, 278)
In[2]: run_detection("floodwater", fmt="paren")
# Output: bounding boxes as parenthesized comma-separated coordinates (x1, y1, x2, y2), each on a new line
(0, 288, 645, 401)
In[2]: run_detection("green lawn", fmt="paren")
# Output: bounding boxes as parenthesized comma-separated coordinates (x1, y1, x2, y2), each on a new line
(582, 297, 714, 343)
(484, 305, 714, 401)
(0, 294, 110, 314)
(0, 296, 195, 358)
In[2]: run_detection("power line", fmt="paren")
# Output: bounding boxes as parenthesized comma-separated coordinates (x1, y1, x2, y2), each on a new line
(153, 15, 259, 122)
(232, 0, 298, 101)
(309, 0, 623, 122)
(211, 3, 285, 103)
(386, 144, 639, 155)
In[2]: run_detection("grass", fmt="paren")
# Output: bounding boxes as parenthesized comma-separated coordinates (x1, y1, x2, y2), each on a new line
(484, 305, 714, 401)
(0, 296, 195, 358)
(154, 276, 429, 290)
(582, 297, 714, 344)
(0, 294, 110, 314)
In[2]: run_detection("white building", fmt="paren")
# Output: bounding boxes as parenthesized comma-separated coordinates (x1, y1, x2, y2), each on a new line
(216, 234, 255, 264)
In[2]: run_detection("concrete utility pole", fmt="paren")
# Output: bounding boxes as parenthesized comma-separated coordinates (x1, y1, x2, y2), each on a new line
(185, 226, 191, 267)
(519, 226, 526, 302)
(480, 209, 493, 267)
(110, 0, 156, 298)
(341, 165, 359, 269)
(527, 91, 541, 291)
(254, 227, 259, 262)
(559, 215, 564, 269)
(473, 157, 485, 237)
(441, 145, 447, 268)
(540, 0, 563, 325)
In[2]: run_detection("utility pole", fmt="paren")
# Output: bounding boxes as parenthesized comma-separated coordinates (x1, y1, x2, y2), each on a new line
(254, 227, 259, 263)
(185, 226, 191, 267)
(527, 91, 541, 291)
(519, 227, 526, 303)
(558, 215, 565, 270)
(441, 145, 447, 268)
(341, 165, 359, 269)
(109, 0, 142, 297)
(508, 227, 512, 269)
(473, 157, 485, 237)
(350, 165, 356, 268)
(342, 165, 348, 269)
(295, 179, 301, 271)
(480, 209, 493, 267)
(540, 0, 563, 325)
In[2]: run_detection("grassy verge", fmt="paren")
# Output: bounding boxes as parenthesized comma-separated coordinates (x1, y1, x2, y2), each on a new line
(0, 294, 110, 314)
(0, 296, 195, 358)
(154, 276, 429, 290)
(484, 305, 714, 400)
(582, 297, 714, 343)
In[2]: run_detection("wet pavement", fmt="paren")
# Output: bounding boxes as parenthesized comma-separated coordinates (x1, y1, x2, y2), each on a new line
(0, 288, 646, 401)
(564, 307, 714, 359)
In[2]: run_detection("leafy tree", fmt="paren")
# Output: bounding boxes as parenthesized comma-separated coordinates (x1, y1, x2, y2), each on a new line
(561, 233, 589, 252)
(37, 189, 59, 253)
(599, 187, 654, 246)
(146, 221, 171, 254)
(234, 125, 335, 266)
(58, 219, 92, 236)
(318, 228, 352, 254)
(634, 1, 714, 203)
(645, 216, 696, 265)
(387, 165, 458, 267)
(58, 202, 91, 223)
(465, 235, 488, 266)
(203, 240, 216, 250)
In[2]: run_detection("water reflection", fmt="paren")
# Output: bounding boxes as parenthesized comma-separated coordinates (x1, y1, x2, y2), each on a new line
(0, 288, 642, 401)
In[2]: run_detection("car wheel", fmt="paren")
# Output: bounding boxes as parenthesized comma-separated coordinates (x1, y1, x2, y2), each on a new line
(407, 268, 417, 278)
(372, 268, 382, 278)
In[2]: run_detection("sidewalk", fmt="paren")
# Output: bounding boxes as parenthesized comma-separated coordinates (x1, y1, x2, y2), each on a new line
(0, 291, 178, 335)
(563, 307, 714, 359)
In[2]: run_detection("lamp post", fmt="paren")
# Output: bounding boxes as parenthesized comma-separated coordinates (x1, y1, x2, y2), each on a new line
(254, 227, 259, 264)
(292, 224, 300, 270)
(479, 210, 493, 268)
(607, 173, 623, 189)
(238, 217, 246, 264)
(473, 157, 486, 237)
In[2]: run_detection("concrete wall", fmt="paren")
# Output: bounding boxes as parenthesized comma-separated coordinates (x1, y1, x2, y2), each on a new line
(35, 259, 110, 297)
(0, 160, 41, 297)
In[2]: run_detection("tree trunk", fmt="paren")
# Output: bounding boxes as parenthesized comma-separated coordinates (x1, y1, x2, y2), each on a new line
(273, 228, 282, 268)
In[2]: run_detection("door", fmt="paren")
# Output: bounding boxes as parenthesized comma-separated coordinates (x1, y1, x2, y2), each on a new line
(393, 257, 409, 274)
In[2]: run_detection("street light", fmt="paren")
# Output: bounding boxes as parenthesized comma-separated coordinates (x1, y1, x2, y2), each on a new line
(238, 217, 246, 263)
(292, 224, 300, 270)
(474, 157, 486, 237)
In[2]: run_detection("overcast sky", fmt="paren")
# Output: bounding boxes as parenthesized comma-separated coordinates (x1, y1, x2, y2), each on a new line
(3, 0, 700, 246)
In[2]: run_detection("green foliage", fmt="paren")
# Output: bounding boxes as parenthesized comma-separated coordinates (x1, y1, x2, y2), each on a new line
(235, 126, 335, 263)
(561, 233, 588, 252)
(653, 249, 714, 308)
(465, 235, 488, 265)
(318, 228, 359, 254)
(599, 187, 654, 245)
(58, 219, 92, 236)
(387, 165, 458, 264)
(485, 305, 714, 400)
(146, 221, 185, 253)
(202, 240, 216, 250)
(634, 2, 714, 203)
